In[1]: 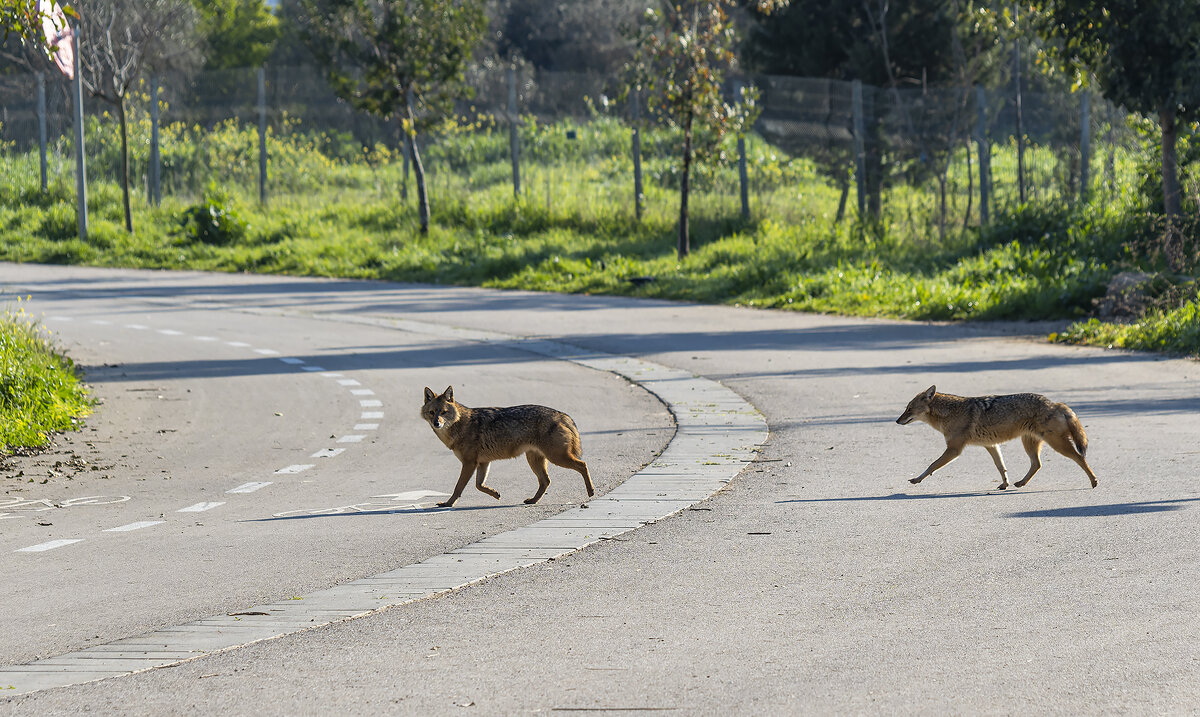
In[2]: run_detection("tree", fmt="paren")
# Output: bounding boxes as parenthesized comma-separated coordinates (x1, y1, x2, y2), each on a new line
(193, 0, 278, 70)
(1037, 0, 1200, 218)
(298, 0, 487, 236)
(1, 0, 77, 69)
(76, 0, 201, 233)
(493, 0, 640, 74)
(631, 0, 787, 259)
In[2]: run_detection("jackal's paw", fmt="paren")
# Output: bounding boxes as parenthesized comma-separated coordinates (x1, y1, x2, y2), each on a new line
(908, 477, 924, 484)
(523, 496, 540, 505)
(436, 500, 455, 508)
(997, 482, 1008, 490)
(1090, 479, 1098, 488)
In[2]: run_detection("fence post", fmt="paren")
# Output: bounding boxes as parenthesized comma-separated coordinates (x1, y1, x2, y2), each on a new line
(149, 76, 160, 206)
(975, 86, 990, 227)
(257, 67, 267, 205)
(508, 66, 521, 198)
(37, 73, 47, 191)
(851, 80, 867, 219)
(1013, 3, 1026, 204)
(734, 81, 750, 221)
(71, 25, 87, 241)
(630, 87, 644, 221)
(1079, 92, 1091, 205)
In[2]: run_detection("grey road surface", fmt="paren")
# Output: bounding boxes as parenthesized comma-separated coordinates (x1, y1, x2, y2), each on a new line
(3, 263, 1199, 714)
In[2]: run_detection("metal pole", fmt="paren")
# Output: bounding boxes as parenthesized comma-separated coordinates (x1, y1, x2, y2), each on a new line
(1079, 92, 1091, 205)
(149, 77, 160, 206)
(508, 66, 521, 197)
(735, 81, 750, 221)
(257, 67, 267, 205)
(975, 86, 990, 226)
(852, 80, 867, 219)
(1014, 3, 1026, 204)
(71, 25, 87, 241)
(631, 88, 643, 221)
(37, 73, 47, 191)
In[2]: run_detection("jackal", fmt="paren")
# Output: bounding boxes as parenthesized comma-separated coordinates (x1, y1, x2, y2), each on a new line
(896, 385, 1098, 490)
(420, 386, 595, 507)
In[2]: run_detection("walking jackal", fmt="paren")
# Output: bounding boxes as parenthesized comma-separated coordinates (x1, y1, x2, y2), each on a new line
(420, 386, 595, 507)
(896, 385, 1099, 490)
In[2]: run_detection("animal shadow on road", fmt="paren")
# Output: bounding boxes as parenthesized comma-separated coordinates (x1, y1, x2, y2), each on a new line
(245, 504, 506, 523)
(777, 492, 1200, 518)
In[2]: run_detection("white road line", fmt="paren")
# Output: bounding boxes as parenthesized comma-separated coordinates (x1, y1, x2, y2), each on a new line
(354, 424, 379, 431)
(301, 366, 326, 372)
(275, 464, 315, 475)
(90, 319, 111, 325)
(311, 448, 345, 459)
(253, 348, 279, 355)
(225, 341, 250, 348)
(226, 482, 272, 494)
(360, 400, 383, 407)
(46, 316, 72, 321)
(337, 435, 366, 444)
(104, 521, 164, 533)
(337, 379, 361, 386)
(157, 329, 183, 336)
(350, 389, 375, 396)
(194, 336, 218, 342)
(278, 357, 305, 365)
(125, 324, 148, 330)
(16, 539, 83, 553)
(319, 372, 343, 378)
(177, 502, 225, 513)
(361, 411, 384, 419)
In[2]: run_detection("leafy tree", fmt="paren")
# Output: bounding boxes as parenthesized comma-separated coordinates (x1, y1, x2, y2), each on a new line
(297, 0, 488, 235)
(631, 0, 787, 259)
(76, 0, 201, 233)
(493, 0, 639, 73)
(1, 0, 77, 69)
(1037, 0, 1200, 218)
(193, 0, 278, 70)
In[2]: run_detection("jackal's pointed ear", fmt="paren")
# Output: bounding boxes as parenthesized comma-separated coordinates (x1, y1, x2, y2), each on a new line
(423, 386, 435, 403)
(924, 385, 937, 399)
(443, 385, 454, 402)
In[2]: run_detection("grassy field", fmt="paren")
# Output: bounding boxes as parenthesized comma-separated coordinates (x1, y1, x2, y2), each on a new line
(1, 111, 1196, 365)
(0, 299, 91, 455)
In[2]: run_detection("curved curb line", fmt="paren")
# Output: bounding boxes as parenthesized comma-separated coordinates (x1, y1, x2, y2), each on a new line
(0, 318, 767, 698)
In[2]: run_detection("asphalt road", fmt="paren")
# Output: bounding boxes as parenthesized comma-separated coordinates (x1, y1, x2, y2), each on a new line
(3, 263, 1199, 714)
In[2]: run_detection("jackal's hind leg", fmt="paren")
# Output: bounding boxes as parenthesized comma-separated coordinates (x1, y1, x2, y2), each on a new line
(985, 445, 1009, 490)
(524, 451, 551, 505)
(1044, 432, 1099, 488)
(474, 462, 500, 500)
(1012, 435, 1043, 488)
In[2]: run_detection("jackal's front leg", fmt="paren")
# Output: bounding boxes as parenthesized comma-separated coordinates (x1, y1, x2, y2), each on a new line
(985, 445, 1009, 490)
(438, 461, 476, 507)
(910, 444, 964, 484)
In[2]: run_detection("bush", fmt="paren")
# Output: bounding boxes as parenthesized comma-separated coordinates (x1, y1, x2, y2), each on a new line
(179, 184, 248, 245)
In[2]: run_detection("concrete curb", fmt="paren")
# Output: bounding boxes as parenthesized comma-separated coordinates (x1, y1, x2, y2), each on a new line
(0, 317, 767, 697)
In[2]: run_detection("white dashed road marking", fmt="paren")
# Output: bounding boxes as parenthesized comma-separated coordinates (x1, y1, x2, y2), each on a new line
(104, 521, 165, 533)
(361, 412, 384, 419)
(16, 539, 83, 553)
(278, 357, 305, 365)
(359, 400, 382, 407)
(177, 502, 226, 513)
(337, 379, 360, 386)
(226, 482, 273, 494)
(274, 465, 315, 475)
(354, 424, 379, 431)
(311, 448, 345, 459)
(336, 435, 366, 444)
(301, 366, 326, 372)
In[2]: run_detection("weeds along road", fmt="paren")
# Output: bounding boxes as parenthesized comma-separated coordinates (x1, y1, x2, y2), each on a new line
(4, 263, 1200, 714)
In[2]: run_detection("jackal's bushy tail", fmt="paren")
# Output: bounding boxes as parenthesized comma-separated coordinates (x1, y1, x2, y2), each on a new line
(1068, 413, 1088, 456)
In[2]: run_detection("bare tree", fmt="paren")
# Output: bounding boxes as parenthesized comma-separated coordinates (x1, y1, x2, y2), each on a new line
(76, 0, 200, 233)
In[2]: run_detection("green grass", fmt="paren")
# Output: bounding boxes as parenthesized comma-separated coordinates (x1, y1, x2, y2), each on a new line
(2, 111, 1196, 376)
(0, 300, 91, 454)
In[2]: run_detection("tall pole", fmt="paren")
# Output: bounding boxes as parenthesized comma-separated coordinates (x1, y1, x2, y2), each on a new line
(1079, 92, 1091, 205)
(735, 81, 750, 221)
(257, 67, 267, 206)
(149, 77, 160, 206)
(631, 87, 644, 221)
(72, 24, 87, 241)
(852, 80, 867, 219)
(975, 86, 990, 226)
(508, 66, 521, 198)
(37, 73, 47, 191)
(1014, 3, 1026, 204)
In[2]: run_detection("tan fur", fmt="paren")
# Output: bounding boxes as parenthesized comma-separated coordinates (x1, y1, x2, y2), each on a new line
(896, 385, 1098, 490)
(420, 386, 595, 507)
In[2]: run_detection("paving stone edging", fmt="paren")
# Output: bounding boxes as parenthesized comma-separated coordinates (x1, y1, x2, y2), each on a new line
(0, 317, 767, 698)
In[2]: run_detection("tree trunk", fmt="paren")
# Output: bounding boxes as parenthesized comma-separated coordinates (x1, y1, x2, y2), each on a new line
(406, 99, 430, 235)
(835, 179, 849, 224)
(1160, 105, 1181, 218)
(678, 108, 692, 259)
(118, 98, 133, 233)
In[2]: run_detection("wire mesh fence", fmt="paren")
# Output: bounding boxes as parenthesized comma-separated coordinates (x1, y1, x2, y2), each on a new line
(0, 63, 1154, 241)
